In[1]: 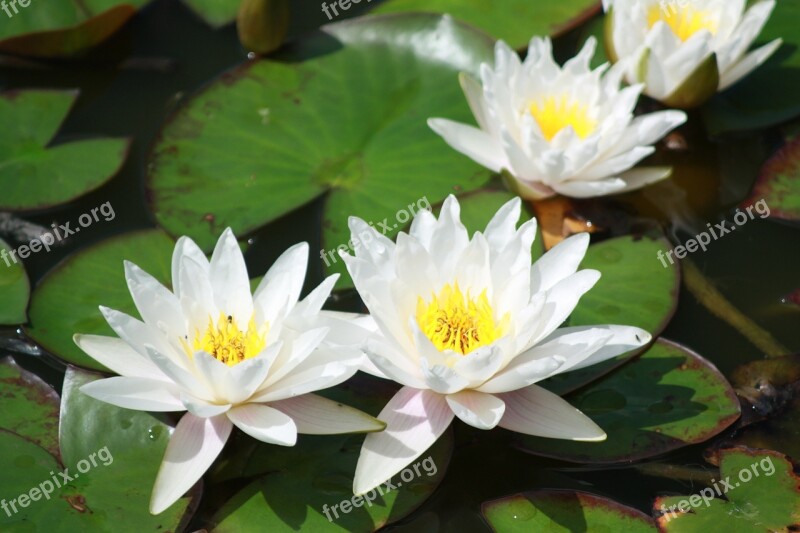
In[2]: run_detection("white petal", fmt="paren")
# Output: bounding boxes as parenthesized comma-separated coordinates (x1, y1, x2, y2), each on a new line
(180, 392, 231, 417)
(209, 228, 253, 321)
(529, 269, 602, 345)
(543, 325, 651, 371)
(253, 242, 308, 324)
(530, 233, 590, 294)
(445, 390, 505, 430)
(73, 334, 166, 379)
(353, 387, 454, 495)
(150, 414, 232, 514)
(124, 261, 185, 338)
(271, 393, 385, 434)
(226, 403, 297, 445)
(719, 39, 782, 90)
(498, 385, 606, 441)
(171, 236, 208, 299)
(483, 196, 523, 254)
(615, 167, 673, 193)
(80, 377, 184, 412)
(427, 118, 506, 173)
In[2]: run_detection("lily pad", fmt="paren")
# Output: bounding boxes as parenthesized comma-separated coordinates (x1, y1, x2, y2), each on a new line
(655, 447, 800, 531)
(182, 0, 240, 27)
(0, 90, 129, 211)
(0, 367, 196, 531)
(25, 230, 175, 372)
(212, 375, 453, 532)
(742, 136, 800, 223)
(147, 14, 494, 260)
(482, 490, 656, 532)
(542, 234, 678, 395)
(0, 357, 60, 458)
(371, 0, 601, 49)
(0, 237, 30, 324)
(703, 0, 800, 135)
(0, 1, 146, 58)
(517, 339, 740, 464)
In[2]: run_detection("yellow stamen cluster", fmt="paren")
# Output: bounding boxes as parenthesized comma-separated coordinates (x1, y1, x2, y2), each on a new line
(529, 95, 597, 141)
(188, 313, 267, 366)
(647, 3, 718, 42)
(416, 283, 507, 355)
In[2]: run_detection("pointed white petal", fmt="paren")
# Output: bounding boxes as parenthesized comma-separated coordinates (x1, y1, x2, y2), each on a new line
(171, 236, 208, 299)
(180, 393, 231, 417)
(226, 403, 297, 446)
(209, 228, 253, 321)
(445, 390, 505, 430)
(427, 118, 506, 173)
(271, 393, 385, 434)
(530, 233, 590, 294)
(498, 385, 606, 441)
(80, 377, 184, 412)
(353, 387, 454, 495)
(150, 414, 232, 514)
(124, 261, 185, 338)
(543, 325, 651, 371)
(719, 39, 782, 90)
(73, 334, 166, 379)
(253, 242, 308, 323)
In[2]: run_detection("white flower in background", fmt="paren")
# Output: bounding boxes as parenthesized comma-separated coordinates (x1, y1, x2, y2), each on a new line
(341, 196, 652, 494)
(603, 0, 782, 107)
(428, 37, 686, 200)
(74, 229, 384, 514)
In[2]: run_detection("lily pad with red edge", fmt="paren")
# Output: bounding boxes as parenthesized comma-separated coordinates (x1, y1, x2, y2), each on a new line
(147, 14, 495, 272)
(25, 230, 176, 372)
(742, 136, 800, 223)
(370, 0, 601, 50)
(542, 233, 679, 396)
(53, 367, 198, 530)
(211, 374, 453, 532)
(654, 447, 800, 531)
(482, 490, 656, 532)
(0, 1, 148, 59)
(0, 357, 60, 458)
(517, 339, 740, 464)
(0, 90, 130, 211)
(0, 237, 30, 325)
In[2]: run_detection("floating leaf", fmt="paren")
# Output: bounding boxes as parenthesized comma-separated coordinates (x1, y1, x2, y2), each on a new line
(371, 0, 601, 49)
(147, 14, 494, 265)
(482, 490, 656, 532)
(518, 340, 740, 464)
(182, 0, 240, 26)
(25, 230, 175, 371)
(0, 90, 129, 211)
(0, 1, 146, 58)
(0, 357, 60, 458)
(543, 234, 679, 395)
(703, 0, 800, 135)
(743, 136, 800, 223)
(0, 237, 30, 324)
(655, 447, 800, 531)
(212, 376, 453, 532)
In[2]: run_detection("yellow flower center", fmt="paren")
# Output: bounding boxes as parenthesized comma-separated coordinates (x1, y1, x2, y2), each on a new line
(647, 3, 718, 42)
(416, 283, 507, 355)
(186, 313, 267, 366)
(529, 95, 597, 142)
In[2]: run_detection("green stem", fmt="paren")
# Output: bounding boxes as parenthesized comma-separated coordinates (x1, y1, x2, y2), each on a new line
(683, 259, 788, 358)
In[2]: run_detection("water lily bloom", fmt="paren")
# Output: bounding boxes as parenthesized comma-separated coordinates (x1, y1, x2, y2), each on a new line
(341, 196, 652, 494)
(74, 229, 384, 514)
(603, 0, 782, 108)
(428, 37, 686, 200)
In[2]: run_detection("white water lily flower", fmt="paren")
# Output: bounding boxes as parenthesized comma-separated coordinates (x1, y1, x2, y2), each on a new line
(74, 229, 384, 514)
(603, 0, 782, 107)
(341, 196, 652, 494)
(428, 36, 686, 200)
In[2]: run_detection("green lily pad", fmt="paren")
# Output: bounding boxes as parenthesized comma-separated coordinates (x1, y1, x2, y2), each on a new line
(1, 367, 195, 531)
(0, 237, 30, 324)
(0, 1, 146, 58)
(212, 375, 453, 532)
(0, 90, 129, 211)
(147, 14, 494, 262)
(655, 447, 800, 531)
(517, 339, 741, 464)
(482, 490, 656, 532)
(742, 136, 800, 223)
(25, 230, 175, 372)
(371, 0, 601, 49)
(182, 0, 240, 26)
(543, 234, 678, 395)
(0, 357, 60, 458)
(703, 0, 800, 135)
